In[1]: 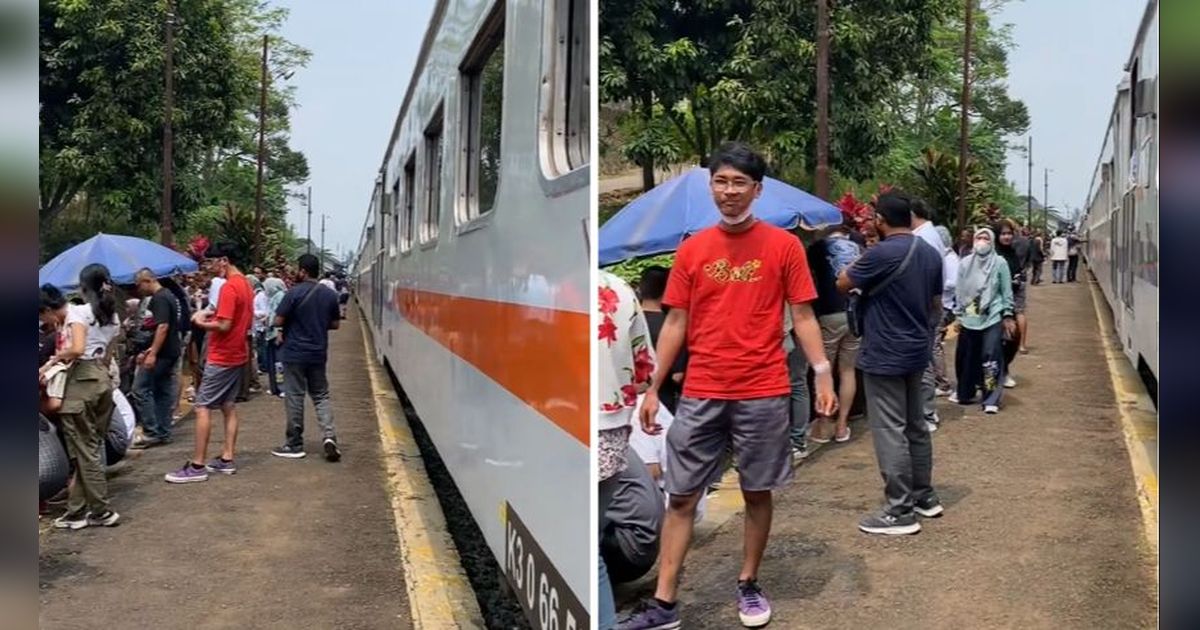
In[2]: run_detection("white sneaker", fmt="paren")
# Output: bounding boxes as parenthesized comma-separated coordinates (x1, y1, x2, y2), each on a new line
(1003, 375, 1017, 388)
(948, 392, 960, 404)
(984, 405, 999, 414)
(935, 386, 954, 397)
(926, 421, 939, 433)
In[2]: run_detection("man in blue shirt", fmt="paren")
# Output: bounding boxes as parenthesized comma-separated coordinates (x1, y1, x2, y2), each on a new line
(270, 254, 343, 462)
(837, 191, 944, 535)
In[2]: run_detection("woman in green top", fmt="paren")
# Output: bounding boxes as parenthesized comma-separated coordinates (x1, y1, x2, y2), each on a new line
(951, 227, 1016, 414)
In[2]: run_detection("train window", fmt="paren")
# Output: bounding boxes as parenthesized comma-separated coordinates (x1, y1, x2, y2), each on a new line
(539, 0, 589, 178)
(458, 2, 505, 224)
(402, 152, 416, 253)
(422, 106, 444, 244)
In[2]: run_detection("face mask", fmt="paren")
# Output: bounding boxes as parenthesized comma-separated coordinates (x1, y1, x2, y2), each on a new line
(974, 240, 992, 255)
(719, 208, 753, 225)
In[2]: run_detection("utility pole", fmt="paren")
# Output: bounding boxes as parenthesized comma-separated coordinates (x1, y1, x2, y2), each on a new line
(320, 213, 327, 271)
(306, 186, 313, 254)
(1043, 168, 1050, 231)
(955, 0, 975, 234)
(814, 0, 831, 200)
(1026, 136, 1033, 227)
(160, 0, 176, 247)
(253, 34, 269, 266)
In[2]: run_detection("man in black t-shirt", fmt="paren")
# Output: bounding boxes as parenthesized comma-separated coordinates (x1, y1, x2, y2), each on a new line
(131, 268, 181, 448)
(838, 192, 944, 536)
(270, 253, 343, 461)
(638, 266, 685, 414)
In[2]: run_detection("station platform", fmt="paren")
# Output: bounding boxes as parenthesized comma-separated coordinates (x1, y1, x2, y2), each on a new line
(616, 274, 1158, 628)
(39, 308, 436, 628)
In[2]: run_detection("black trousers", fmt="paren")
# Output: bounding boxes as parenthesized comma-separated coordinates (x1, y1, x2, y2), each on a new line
(1067, 255, 1080, 282)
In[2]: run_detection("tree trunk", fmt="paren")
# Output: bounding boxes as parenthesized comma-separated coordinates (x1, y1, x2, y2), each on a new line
(640, 92, 655, 191)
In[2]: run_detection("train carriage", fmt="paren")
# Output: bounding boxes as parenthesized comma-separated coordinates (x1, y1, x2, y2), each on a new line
(353, 0, 591, 626)
(1080, 0, 1157, 392)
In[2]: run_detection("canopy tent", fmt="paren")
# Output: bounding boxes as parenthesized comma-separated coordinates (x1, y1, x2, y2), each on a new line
(39, 233, 199, 290)
(599, 167, 844, 266)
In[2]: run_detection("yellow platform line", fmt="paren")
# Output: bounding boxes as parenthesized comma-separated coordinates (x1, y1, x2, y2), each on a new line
(1085, 274, 1159, 558)
(359, 312, 485, 629)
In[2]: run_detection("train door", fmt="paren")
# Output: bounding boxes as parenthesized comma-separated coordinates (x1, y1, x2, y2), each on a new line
(373, 251, 384, 325)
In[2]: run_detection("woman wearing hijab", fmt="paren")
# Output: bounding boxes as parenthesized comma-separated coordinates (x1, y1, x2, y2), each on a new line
(50, 263, 123, 529)
(931, 226, 959, 397)
(262, 277, 287, 397)
(951, 227, 1016, 415)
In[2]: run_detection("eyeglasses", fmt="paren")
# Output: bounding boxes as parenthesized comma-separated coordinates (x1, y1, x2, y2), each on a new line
(710, 179, 754, 193)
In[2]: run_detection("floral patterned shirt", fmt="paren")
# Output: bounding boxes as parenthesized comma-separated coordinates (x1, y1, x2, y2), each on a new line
(597, 271, 655, 480)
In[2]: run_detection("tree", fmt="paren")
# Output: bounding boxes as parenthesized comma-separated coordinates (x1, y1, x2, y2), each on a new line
(39, 0, 311, 262)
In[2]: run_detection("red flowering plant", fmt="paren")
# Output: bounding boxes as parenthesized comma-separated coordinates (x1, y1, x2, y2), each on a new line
(836, 191, 874, 237)
(187, 235, 210, 262)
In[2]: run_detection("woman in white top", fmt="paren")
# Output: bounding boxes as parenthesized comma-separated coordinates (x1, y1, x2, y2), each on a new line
(49, 263, 122, 530)
(932, 226, 960, 397)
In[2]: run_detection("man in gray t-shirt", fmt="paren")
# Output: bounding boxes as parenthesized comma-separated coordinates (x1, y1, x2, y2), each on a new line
(601, 448, 665, 583)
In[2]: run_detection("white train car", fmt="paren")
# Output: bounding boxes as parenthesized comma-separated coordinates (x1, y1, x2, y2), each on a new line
(1080, 0, 1158, 392)
(354, 0, 591, 627)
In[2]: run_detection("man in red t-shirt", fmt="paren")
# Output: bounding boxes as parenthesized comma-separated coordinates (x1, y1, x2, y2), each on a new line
(166, 241, 254, 484)
(620, 143, 836, 630)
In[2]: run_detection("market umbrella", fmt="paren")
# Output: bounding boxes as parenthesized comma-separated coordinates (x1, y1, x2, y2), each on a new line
(39, 233, 199, 290)
(599, 167, 844, 265)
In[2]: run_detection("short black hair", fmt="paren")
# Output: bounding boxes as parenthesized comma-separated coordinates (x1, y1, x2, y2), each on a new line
(912, 198, 934, 222)
(638, 265, 670, 301)
(873, 190, 915, 228)
(40, 284, 66, 313)
(207, 241, 243, 267)
(297, 253, 320, 278)
(708, 142, 767, 182)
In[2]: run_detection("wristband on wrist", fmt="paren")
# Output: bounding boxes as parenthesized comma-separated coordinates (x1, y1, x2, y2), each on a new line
(812, 360, 832, 375)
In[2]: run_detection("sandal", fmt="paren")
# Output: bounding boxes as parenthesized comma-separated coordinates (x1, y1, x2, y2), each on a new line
(808, 418, 832, 444)
(834, 426, 851, 443)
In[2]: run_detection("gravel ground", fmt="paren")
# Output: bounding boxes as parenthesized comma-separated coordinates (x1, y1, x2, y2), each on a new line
(620, 277, 1158, 629)
(39, 310, 411, 629)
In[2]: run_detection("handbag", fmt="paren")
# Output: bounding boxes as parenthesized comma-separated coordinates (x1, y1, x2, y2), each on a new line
(39, 414, 70, 501)
(846, 236, 921, 338)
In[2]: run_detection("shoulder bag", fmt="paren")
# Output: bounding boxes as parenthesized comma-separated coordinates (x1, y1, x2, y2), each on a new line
(846, 236, 920, 338)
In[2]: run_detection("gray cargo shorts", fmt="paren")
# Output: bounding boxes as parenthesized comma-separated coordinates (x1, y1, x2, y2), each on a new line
(194, 363, 244, 409)
(663, 395, 792, 495)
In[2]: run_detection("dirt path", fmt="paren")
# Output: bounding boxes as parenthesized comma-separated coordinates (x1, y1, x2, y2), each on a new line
(629, 277, 1157, 629)
(39, 309, 412, 629)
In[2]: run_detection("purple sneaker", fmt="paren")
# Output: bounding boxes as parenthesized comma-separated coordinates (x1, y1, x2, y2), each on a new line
(617, 599, 681, 630)
(165, 462, 209, 484)
(737, 579, 772, 627)
(205, 457, 238, 475)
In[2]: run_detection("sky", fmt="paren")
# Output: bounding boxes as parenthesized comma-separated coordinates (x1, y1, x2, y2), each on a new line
(995, 0, 1149, 220)
(274, 0, 1150, 253)
(276, 0, 435, 261)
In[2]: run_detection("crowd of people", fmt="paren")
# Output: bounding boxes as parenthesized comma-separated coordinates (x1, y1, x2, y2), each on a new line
(598, 142, 1083, 630)
(38, 242, 352, 528)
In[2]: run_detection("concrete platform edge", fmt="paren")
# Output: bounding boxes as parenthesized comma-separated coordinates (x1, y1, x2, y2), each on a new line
(358, 312, 485, 629)
(1085, 272, 1159, 559)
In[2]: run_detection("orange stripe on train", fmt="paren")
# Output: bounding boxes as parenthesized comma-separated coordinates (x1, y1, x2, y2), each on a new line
(392, 287, 589, 447)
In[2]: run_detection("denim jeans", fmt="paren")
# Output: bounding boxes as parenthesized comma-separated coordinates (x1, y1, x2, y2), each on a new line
(787, 347, 810, 448)
(133, 356, 179, 441)
(264, 337, 281, 396)
(1052, 260, 1067, 283)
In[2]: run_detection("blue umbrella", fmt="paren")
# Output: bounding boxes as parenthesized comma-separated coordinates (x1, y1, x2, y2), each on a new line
(39, 233, 199, 290)
(599, 167, 845, 265)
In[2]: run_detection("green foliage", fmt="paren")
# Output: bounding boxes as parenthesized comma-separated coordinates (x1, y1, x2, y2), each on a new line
(39, 0, 311, 263)
(619, 109, 683, 174)
(607, 253, 676, 284)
